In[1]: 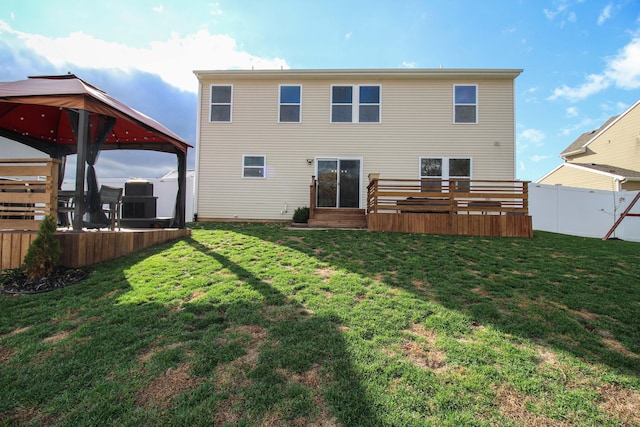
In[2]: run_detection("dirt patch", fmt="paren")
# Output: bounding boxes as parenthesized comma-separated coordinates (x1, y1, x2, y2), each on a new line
(406, 323, 437, 345)
(136, 363, 202, 409)
(316, 267, 338, 282)
(276, 363, 323, 389)
(411, 279, 427, 292)
(575, 309, 598, 321)
(494, 384, 567, 426)
(401, 323, 445, 372)
(0, 326, 32, 340)
(212, 326, 268, 424)
(43, 330, 72, 344)
(598, 384, 640, 425)
(400, 340, 446, 371)
(471, 286, 491, 297)
(271, 365, 339, 427)
(0, 406, 58, 425)
(185, 290, 206, 303)
(0, 345, 17, 363)
(600, 336, 639, 359)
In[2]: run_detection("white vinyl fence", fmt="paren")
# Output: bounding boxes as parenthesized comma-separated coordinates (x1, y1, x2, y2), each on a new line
(529, 184, 640, 242)
(62, 170, 196, 222)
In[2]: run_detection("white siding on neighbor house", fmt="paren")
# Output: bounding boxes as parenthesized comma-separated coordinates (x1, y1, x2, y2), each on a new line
(195, 71, 519, 220)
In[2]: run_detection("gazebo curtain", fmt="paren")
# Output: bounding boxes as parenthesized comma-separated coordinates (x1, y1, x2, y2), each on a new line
(67, 110, 116, 228)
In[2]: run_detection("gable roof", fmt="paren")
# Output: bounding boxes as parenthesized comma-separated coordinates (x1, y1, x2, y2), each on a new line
(571, 163, 640, 179)
(560, 99, 640, 158)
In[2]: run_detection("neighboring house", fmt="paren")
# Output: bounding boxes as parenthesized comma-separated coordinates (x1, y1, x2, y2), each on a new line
(193, 68, 522, 221)
(538, 99, 640, 191)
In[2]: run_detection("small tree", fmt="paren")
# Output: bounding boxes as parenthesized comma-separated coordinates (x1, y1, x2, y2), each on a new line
(22, 213, 62, 280)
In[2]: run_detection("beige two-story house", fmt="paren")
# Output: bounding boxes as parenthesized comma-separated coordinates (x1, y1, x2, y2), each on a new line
(538, 99, 640, 191)
(193, 68, 522, 221)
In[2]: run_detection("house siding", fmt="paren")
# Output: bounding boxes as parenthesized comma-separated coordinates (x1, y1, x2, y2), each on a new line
(566, 102, 640, 170)
(196, 70, 520, 220)
(539, 165, 617, 191)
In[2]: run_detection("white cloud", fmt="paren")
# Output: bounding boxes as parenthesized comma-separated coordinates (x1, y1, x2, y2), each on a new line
(0, 20, 288, 93)
(153, 5, 164, 13)
(531, 154, 551, 162)
(519, 128, 546, 144)
(559, 117, 595, 136)
(544, 3, 568, 20)
(597, 4, 612, 25)
(209, 2, 222, 15)
(401, 61, 417, 68)
(345, 32, 352, 40)
(549, 34, 640, 101)
(566, 106, 578, 117)
(549, 73, 609, 101)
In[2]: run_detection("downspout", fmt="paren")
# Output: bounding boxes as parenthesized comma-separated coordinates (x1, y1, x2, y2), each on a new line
(193, 80, 203, 221)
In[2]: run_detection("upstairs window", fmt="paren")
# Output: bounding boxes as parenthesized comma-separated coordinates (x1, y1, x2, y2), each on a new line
(454, 85, 477, 124)
(242, 155, 265, 178)
(331, 86, 353, 122)
(331, 85, 381, 123)
(279, 85, 301, 122)
(359, 85, 380, 123)
(210, 85, 232, 122)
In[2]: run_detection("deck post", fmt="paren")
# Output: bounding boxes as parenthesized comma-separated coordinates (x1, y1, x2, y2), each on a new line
(309, 176, 316, 220)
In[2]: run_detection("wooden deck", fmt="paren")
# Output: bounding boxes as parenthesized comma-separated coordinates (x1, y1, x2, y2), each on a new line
(307, 176, 533, 237)
(365, 178, 532, 237)
(367, 212, 532, 237)
(1, 228, 191, 270)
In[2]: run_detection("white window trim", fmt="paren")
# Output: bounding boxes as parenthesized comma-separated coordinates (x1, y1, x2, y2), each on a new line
(278, 84, 302, 123)
(453, 84, 478, 124)
(210, 84, 233, 123)
(418, 156, 473, 180)
(314, 156, 364, 209)
(330, 84, 381, 124)
(242, 154, 266, 179)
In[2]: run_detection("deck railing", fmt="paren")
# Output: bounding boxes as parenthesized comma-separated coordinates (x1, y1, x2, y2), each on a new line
(367, 178, 529, 216)
(0, 158, 60, 230)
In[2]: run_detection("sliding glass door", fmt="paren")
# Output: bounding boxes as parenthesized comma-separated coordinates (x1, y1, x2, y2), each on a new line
(316, 158, 361, 208)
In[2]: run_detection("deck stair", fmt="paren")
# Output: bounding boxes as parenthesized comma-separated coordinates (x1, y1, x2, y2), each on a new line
(308, 208, 367, 229)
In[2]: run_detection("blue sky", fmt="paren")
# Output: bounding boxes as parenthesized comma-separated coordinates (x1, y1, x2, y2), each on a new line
(1, 0, 639, 181)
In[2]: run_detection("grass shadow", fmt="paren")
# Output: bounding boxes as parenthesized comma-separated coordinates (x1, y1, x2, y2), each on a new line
(184, 236, 378, 425)
(218, 222, 640, 377)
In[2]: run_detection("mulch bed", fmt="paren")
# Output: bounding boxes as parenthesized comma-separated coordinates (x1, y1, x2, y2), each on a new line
(0, 267, 87, 295)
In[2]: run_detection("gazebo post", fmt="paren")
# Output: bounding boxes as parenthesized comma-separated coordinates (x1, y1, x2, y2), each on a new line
(171, 150, 187, 229)
(72, 109, 89, 231)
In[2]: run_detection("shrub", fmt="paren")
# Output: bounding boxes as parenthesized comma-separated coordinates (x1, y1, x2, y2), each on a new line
(22, 213, 62, 280)
(292, 206, 310, 223)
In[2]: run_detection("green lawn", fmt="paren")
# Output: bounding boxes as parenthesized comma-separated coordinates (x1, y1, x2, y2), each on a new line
(1, 223, 639, 426)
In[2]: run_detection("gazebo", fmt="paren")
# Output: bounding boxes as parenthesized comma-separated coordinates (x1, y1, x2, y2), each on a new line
(0, 74, 191, 230)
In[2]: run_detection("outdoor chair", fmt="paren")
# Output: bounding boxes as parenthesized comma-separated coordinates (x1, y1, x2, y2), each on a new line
(99, 185, 123, 230)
